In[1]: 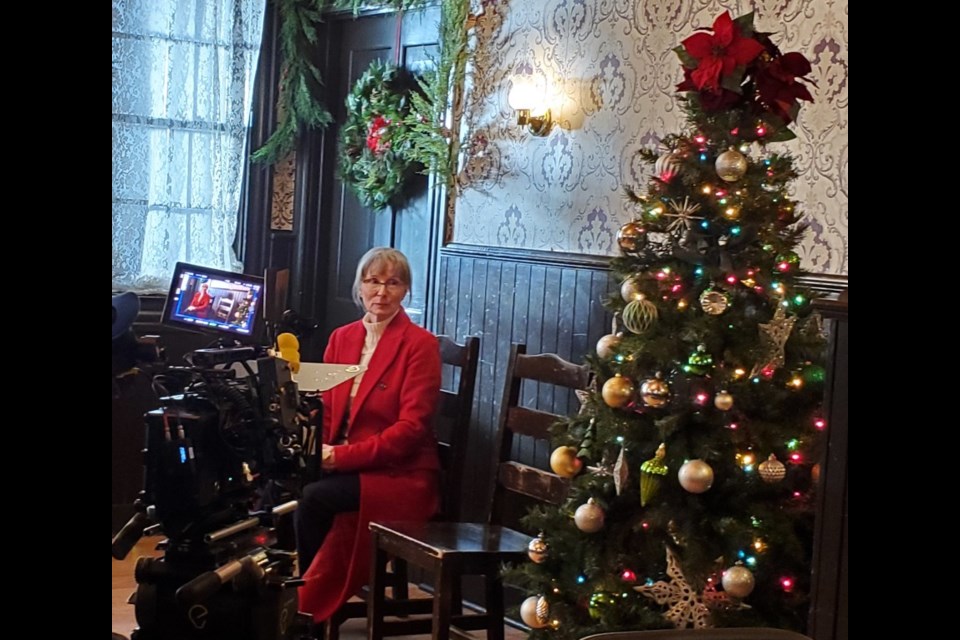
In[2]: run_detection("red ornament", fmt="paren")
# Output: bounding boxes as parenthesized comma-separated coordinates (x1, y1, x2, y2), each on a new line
(366, 115, 392, 155)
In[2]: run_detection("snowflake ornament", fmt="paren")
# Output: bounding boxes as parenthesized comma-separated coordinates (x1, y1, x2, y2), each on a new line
(634, 547, 713, 629)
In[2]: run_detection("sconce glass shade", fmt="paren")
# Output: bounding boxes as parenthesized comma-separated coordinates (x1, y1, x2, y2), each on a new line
(508, 75, 543, 111)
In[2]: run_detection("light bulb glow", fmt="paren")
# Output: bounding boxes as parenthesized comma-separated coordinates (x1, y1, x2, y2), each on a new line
(726, 275, 737, 284)
(702, 185, 712, 194)
(789, 376, 803, 388)
(781, 577, 794, 592)
(734, 368, 746, 378)
(616, 436, 624, 443)
(677, 300, 688, 309)
(699, 153, 707, 161)
(814, 418, 826, 430)
(577, 575, 586, 584)
(621, 569, 637, 581)
(695, 392, 708, 404)
(756, 125, 766, 136)
(695, 267, 704, 276)
(641, 521, 650, 530)
(727, 422, 738, 430)
(745, 556, 757, 566)
(731, 226, 741, 235)
(786, 439, 799, 450)
(790, 453, 802, 462)
(794, 295, 805, 305)
(671, 284, 682, 293)
(694, 135, 706, 144)
(701, 220, 709, 229)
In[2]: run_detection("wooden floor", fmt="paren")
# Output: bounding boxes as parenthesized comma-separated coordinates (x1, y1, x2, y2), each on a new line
(113, 535, 527, 640)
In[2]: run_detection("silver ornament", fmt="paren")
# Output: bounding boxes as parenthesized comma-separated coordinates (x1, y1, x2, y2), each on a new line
(639, 376, 671, 408)
(715, 147, 748, 182)
(655, 151, 684, 182)
(621, 277, 643, 302)
(678, 459, 714, 493)
(574, 498, 605, 533)
(596, 332, 622, 359)
(722, 564, 756, 598)
(527, 534, 549, 563)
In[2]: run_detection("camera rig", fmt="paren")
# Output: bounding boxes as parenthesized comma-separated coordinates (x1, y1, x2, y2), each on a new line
(112, 342, 317, 640)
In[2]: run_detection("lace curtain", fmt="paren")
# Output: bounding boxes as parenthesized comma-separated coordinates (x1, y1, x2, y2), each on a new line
(112, 0, 266, 292)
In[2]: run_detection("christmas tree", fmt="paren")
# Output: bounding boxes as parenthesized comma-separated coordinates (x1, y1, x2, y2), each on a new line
(505, 11, 827, 638)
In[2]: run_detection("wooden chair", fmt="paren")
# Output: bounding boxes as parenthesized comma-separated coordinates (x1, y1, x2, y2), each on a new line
(323, 335, 480, 640)
(578, 629, 813, 640)
(367, 343, 592, 640)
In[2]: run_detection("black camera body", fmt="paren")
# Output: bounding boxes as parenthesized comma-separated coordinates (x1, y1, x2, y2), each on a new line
(115, 346, 314, 640)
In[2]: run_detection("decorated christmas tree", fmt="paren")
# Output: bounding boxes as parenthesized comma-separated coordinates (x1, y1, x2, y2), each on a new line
(504, 11, 827, 638)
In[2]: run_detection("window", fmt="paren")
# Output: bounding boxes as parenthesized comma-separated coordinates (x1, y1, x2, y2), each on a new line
(112, 0, 266, 292)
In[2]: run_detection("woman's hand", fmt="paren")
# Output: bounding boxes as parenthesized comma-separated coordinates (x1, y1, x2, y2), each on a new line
(321, 444, 336, 470)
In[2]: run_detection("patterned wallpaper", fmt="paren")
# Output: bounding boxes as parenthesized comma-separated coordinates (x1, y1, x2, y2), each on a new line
(454, 0, 848, 276)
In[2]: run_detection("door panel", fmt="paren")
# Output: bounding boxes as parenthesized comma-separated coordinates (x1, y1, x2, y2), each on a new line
(318, 7, 441, 340)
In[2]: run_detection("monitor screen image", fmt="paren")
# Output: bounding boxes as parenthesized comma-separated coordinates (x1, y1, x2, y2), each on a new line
(161, 262, 265, 340)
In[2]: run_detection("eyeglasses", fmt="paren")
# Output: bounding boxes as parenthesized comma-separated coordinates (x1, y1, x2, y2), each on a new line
(361, 277, 406, 293)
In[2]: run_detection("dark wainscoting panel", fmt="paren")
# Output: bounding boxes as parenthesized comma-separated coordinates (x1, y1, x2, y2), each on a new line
(436, 245, 617, 521)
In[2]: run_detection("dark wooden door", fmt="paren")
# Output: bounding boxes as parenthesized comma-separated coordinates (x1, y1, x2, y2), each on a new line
(318, 7, 442, 342)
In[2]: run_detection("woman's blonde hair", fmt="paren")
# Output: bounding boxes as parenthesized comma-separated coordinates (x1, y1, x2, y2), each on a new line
(353, 247, 412, 309)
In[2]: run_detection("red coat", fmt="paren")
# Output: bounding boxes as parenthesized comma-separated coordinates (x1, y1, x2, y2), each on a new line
(298, 308, 441, 622)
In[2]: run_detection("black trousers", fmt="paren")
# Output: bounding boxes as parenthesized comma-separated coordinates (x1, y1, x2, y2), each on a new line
(295, 472, 361, 575)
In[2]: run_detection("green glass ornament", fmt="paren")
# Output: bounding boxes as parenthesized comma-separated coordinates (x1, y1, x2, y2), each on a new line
(684, 344, 714, 375)
(640, 443, 668, 507)
(588, 591, 618, 620)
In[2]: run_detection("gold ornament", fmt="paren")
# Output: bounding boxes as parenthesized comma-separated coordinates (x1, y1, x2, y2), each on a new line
(634, 547, 713, 629)
(520, 595, 549, 628)
(596, 332, 622, 359)
(721, 564, 756, 599)
(714, 390, 734, 411)
(602, 374, 635, 408)
(574, 498, 605, 532)
(678, 459, 714, 493)
(715, 147, 748, 182)
(639, 375, 671, 408)
(550, 446, 583, 478)
(640, 443, 668, 506)
(617, 221, 648, 253)
(613, 445, 629, 496)
(621, 277, 643, 302)
(527, 533, 549, 563)
(758, 454, 786, 483)
(622, 297, 659, 333)
(750, 306, 798, 377)
(655, 150, 684, 182)
(699, 288, 730, 315)
(664, 196, 704, 234)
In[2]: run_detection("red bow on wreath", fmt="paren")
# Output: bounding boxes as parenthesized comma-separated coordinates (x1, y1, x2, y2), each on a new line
(366, 115, 392, 155)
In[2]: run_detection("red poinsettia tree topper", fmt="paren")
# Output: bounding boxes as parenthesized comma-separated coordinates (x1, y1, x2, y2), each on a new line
(673, 11, 815, 138)
(680, 11, 764, 93)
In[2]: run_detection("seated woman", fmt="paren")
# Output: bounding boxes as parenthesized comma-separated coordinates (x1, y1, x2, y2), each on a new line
(296, 247, 441, 623)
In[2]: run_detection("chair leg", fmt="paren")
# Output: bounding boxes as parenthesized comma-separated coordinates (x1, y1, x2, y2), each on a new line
(367, 533, 389, 640)
(392, 558, 409, 600)
(324, 615, 340, 640)
(431, 563, 454, 640)
(484, 573, 505, 640)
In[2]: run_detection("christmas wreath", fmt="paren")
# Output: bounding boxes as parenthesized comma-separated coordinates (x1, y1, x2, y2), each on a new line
(338, 60, 424, 211)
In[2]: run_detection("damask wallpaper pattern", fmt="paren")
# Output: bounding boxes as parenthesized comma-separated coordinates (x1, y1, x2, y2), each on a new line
(455, 0, 848, 275)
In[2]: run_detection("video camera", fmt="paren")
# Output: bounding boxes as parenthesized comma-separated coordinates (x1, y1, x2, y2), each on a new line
(112, 263, 317, 640)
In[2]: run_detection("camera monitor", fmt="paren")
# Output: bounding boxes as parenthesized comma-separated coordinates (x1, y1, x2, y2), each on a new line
(161, 262, 265, 341)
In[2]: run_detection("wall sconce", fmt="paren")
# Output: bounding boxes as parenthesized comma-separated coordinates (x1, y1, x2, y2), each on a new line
(508, 75, 552, 137)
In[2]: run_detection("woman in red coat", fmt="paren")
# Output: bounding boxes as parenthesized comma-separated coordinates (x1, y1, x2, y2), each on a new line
(296, 247, 441, 623)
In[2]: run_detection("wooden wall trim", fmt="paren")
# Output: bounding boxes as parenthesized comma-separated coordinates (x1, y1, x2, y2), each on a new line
(441, 242, 849, 296)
